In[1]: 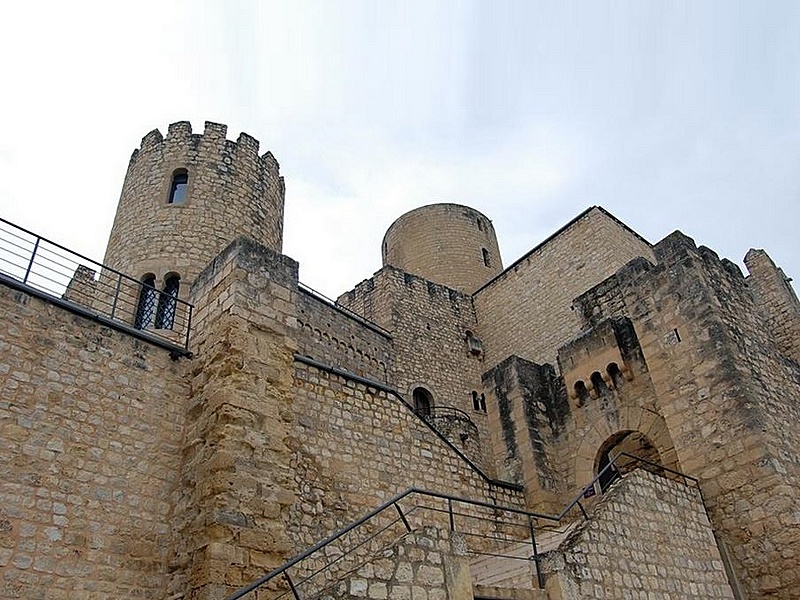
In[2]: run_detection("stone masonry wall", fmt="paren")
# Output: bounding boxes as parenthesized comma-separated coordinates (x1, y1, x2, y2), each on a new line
(547, 469, 734, 599)
(296, 288, 392, 383)
(320, 528, 472, 600)
(744, 248, 800, 362)
(573, 232, 800, 598)
(382, 203, 503, 294)
(339, 266, 494, 474)
(170, 238, 300, 600)
(287, 358, 525, 562)
(0, 282, 189, 599)
(474, 207, 655, 368)
(102, 121, 285, 297)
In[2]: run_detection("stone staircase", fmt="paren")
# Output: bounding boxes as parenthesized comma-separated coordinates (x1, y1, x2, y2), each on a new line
(469, 520, 579, 599)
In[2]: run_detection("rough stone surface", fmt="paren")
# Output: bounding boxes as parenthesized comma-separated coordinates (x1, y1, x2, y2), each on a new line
(1, 121, 798, 600)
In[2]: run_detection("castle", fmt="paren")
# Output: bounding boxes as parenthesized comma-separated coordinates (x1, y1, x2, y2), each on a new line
(1, 121, 798, 600)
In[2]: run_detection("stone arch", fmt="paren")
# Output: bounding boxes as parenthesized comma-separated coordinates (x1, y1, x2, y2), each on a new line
(410, 385, 434, 417)
(594, 430, 662, 492)
(572, 405, 679, 490)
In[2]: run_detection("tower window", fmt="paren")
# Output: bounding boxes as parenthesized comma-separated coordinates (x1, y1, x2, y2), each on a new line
(482, 248, 491, 267)
(412, 387, 433, 417)
(168, 169, 188, 204)
(156, 274, 180, 329)
(134, 274, 157, 329)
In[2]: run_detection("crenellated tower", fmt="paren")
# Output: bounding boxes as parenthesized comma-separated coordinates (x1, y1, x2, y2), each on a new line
(382, 203, 503, 294)
(102, 121, 285, 295)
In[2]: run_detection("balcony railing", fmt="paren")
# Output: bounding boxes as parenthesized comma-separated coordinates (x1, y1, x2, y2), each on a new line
(0, 217, 192, 353)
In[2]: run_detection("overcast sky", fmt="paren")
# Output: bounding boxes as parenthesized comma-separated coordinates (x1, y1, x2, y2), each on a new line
(0, 1, 797, 298)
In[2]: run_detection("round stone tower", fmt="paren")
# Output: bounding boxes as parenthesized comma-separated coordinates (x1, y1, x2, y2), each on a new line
(382, 203, 503, 293)
(103, 121, 285, 290)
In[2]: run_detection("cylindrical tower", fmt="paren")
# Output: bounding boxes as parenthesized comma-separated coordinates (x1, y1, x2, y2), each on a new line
(382, 203, 503, 293)
(103, 120, 285, 290)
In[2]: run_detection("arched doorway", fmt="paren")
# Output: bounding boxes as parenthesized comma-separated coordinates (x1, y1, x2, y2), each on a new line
(412, 387, 433, 417)
(595, 430, 661, 492)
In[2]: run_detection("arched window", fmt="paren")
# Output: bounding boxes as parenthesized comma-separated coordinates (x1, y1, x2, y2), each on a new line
(607, 362, 624, 387)
(472, 391, 480, 411)
(155, 274, 180, 329)
(134, 274, 157, 329)
(574, 380, 590, 406)
(412, 387, 432, 417)
(479, 393, 486, 412)
(168, 169, 189, 204)
(590, 371, 608, 395)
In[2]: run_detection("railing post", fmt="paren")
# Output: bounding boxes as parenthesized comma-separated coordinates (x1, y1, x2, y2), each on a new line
(529, 518, 545, 589)
(284, 572, 301, 600)
(23, 237, 40, 284)
(394, 502, 412, 532)
(110, 273, 123, 320)
(448, 498, 454, 531)
(184, 303, 193, 350)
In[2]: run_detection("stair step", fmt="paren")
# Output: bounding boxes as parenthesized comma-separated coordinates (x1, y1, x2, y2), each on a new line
(473, 584, 549, 599)
(469, 521, 579, 590)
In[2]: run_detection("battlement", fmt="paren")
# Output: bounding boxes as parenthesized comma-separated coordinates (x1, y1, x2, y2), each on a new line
(105, 119, 286, 288)
(130, 120, 280, 176)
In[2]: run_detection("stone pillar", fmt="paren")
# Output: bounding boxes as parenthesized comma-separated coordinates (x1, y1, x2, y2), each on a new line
(482, 356, 569, 513)
(169, 237, 300, 600)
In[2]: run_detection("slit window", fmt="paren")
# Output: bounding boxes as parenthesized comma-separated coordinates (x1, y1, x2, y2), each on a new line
(168, 169, 189, 204)
(482, 248, 491, 267)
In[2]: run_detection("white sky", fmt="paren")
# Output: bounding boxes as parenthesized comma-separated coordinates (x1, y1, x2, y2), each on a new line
(0, 0, 798, 298)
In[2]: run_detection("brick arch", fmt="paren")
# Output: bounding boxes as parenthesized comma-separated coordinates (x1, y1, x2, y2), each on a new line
(572, 406, 679, 489)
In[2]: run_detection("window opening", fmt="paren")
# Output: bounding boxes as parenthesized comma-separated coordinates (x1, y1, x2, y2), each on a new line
(574, 380, 590, 405)
(607, 362, 624, 387)
(479, 393, 486, 412)
(134, 275, 157, 329)
(482, 248, 491, 267)
(590, 371, 608, 395)
(412, 387, 432, 417)
(168, 169, 189, 204)
(472, 391, 480, 411)
(155, 274, 180, 329)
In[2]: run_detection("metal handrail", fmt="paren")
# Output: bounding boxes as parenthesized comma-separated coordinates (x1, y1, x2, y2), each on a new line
(0, 216, 193, 352)
(225, 452, 698, 599)
(416, 404, 476, 423)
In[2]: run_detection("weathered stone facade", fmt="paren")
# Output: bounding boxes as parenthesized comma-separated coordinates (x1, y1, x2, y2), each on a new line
(1, 120, 798, 599)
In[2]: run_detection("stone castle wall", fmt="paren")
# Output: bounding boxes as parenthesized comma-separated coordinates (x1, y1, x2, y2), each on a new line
(296, 287, 392, 383)
(0, 284, 189, 600)
(474, 207, 655, 368)
(547, 469, 734, 599)
(339, 267, 495, 473)
(744, 248, 800, 362)
(573, 232, 800, 597)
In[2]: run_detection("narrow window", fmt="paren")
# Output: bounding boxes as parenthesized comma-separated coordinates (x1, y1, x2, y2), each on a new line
(607, 362, 624, 387)
(472, 391, 480, 411)
(168, 169, 189, 204)
(482, 248, 491, 267)
(590, 371, 608, 395)
(134, 274, 157, 329)
(156, 274, 180, 329)
(479, 393, 487, 413)
(412, 387, 432, 417)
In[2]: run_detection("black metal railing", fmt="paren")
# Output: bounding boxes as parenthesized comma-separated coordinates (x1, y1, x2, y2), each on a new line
(225, 452, 698, 599)
(415, 404, 475, 423)
(0, 217, 193, 352)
